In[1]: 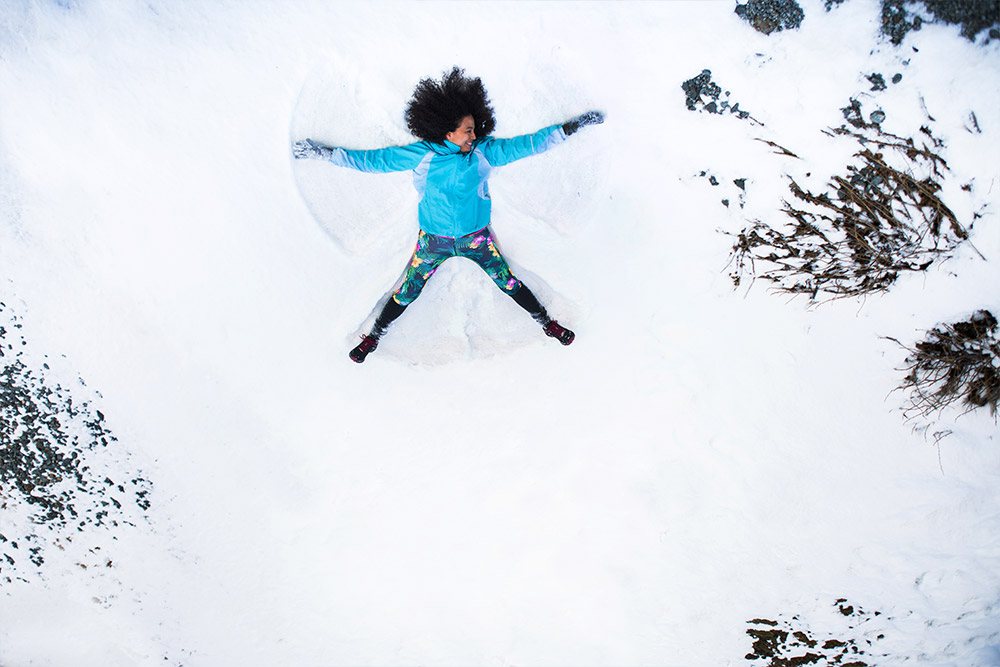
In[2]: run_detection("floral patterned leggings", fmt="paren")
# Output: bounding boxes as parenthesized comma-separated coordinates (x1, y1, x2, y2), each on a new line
(392, 226, 522, 306)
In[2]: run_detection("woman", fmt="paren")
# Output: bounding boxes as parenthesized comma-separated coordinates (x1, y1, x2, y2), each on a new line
(293, 67, 604, 363)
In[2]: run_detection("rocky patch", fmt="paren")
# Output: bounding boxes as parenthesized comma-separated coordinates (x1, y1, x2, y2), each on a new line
(697, 170, 749, 210)
(682, 69, 758, 123)
(881, 0, 999, 45)
(0, 302, 151, 583)
(735, 0, 805, 35)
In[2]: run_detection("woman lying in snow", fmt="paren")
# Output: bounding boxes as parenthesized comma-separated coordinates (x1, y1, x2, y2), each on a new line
(293, 67, 604, 363)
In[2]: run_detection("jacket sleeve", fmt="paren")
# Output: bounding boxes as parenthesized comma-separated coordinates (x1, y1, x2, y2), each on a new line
(327, 142, 429, 173)
(478, 124, 568, 167)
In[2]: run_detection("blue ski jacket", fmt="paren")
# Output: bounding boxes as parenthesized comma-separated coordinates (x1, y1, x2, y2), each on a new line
(323, 124, 568, 238)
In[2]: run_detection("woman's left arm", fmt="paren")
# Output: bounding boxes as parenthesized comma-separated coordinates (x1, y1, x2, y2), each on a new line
(479, 111, 604, 167)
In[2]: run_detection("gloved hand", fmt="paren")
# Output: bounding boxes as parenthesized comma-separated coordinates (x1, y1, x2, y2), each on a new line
(292, 138, 336, 160)
(562, 110, 605, 136)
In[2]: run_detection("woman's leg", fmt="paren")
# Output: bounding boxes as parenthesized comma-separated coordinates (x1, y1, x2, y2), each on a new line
(390, 230, 452, 311)
(370, 297, 407, 338)
(459, 227, 574, 344)
(350, 231, 452, 363)
(510, 284, 550, 324)
(458, 228, 522, 296)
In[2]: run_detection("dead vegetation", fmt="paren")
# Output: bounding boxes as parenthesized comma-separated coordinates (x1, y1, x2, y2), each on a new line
(888, 310, 1000, 419)
(728, 113, 978, 302)
(746, 599, 885, 666)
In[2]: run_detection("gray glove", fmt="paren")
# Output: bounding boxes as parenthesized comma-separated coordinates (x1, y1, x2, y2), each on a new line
(292, 138, 336, 160)
(563, 111, 605, 136)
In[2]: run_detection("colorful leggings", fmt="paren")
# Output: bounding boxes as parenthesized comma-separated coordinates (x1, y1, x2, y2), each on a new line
(392, 227, 522, 306)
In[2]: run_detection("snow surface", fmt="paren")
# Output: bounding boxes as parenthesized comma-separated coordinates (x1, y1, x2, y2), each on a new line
(1, 0, 998, 664)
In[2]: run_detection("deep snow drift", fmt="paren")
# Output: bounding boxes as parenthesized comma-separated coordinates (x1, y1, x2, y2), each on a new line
(1, 1, 999, 665)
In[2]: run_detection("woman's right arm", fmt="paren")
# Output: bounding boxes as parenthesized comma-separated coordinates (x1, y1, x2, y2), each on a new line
(292, 139, 429, 173)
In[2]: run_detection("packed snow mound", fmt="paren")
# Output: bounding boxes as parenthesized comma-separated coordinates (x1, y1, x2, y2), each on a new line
(349, 260, 581, 366)
(290, 58, 420, 256)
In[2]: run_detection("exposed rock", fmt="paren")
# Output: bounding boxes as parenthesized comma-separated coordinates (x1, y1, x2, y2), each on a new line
(882, 0, 999, 44)
(0, 302, 151, 583)
(735, 0, 805, 35)
(697, 171, 748, 209)
(682, 69, 755, 122)
(840, 98, 867, 128)
(867, 72, 887, 91)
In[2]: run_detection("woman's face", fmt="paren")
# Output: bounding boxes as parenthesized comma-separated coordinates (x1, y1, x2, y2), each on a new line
(445, 115, 476, 152)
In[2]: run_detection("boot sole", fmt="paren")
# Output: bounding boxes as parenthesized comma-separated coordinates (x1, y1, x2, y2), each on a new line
(546, 331, 575, 346)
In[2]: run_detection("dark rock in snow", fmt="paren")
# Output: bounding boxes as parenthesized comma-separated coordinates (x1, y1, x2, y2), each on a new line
(867, 72, 887, 91)
(0, 302, 151, 583)
(698, 171, 747, 209)
(682, 70, 721, 111)
(840, 98, 888, 131)
(735, 0, 805, 35)
(922, 0, 1000, 40)
(841, 98, 867, 128)
(682, 70, 754, 122)
(882, 0, 923, 44)
(882, 0, 1000, 44)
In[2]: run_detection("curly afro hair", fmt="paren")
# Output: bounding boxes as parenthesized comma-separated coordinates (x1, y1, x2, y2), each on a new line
(404, 67, 497, 144)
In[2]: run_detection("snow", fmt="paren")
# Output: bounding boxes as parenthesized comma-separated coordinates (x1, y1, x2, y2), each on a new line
(1, 0, 998, 665)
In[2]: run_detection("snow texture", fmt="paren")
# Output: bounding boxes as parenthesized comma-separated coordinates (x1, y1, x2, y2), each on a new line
(1, 1, 999, 665)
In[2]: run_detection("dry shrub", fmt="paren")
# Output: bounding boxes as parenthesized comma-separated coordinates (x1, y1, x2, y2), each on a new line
(889, 310, 1000, 419)
(728, 119, 977, 301)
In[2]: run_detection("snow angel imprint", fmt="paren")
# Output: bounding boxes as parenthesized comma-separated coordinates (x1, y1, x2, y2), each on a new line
(292, 67, 604, 363)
